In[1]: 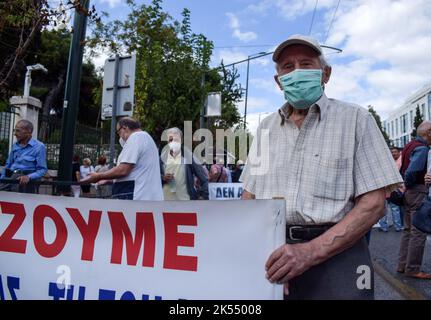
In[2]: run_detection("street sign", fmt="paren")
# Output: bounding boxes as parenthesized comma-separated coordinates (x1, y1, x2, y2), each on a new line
(101, 54, 136, 120)
(205, 92, 222, 117)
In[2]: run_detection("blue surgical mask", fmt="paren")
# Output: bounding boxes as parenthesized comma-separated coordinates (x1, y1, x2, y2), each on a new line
(278, 69, 323, 109)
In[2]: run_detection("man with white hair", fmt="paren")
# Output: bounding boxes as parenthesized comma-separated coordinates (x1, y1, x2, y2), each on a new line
(1, 119, 47, 193)
(240, 34, 403, 299)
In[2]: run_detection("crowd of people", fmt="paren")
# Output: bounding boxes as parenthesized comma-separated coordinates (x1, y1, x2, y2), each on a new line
(1, 34, 430, 300)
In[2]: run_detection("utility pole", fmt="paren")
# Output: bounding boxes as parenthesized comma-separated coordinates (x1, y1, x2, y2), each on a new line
(200, 73, 205, 129)
(57, 0, 90, 190)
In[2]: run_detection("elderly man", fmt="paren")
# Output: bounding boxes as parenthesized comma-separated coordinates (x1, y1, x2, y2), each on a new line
(240, 34, 402, 299)
(0, 119, 47, 193)
(85, 117, 163, 201)
(398, 121, 431, 279)
(160, 127, 208, 200)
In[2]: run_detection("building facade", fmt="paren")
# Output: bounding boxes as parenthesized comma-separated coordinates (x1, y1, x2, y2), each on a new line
(383, 83, 431, 148)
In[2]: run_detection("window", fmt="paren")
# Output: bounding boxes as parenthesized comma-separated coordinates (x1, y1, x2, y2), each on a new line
(422, 103, 426, 120)
(401, 114, 407, 134)
(410, 110, 415, 131)
(395, 118, 399, 136)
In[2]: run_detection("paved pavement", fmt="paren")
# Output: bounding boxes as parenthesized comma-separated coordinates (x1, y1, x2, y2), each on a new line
(370, 227, 431, 300)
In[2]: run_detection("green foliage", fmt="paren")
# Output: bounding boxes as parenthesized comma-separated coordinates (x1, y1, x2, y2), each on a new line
(368, 105, 391, 146)
(0, 99, 8, 112)
(411, 106, 424, 139)
(89, 0, 243, 140)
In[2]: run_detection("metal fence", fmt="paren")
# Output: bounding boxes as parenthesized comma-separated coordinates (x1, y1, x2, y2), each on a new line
(0, 105, 17, 166)
(38, 114, 115, 170)
(0, 107, 118, 170)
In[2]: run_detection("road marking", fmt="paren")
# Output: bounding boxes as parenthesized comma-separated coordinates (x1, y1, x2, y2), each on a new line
(373, 262, 427, 300)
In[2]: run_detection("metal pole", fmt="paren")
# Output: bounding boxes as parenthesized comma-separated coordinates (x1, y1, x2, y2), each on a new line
(244, 57, 250, 129)
(57, 0, 90, 189)
(109, 55, 120, 168)
(200, 72, 206, 129)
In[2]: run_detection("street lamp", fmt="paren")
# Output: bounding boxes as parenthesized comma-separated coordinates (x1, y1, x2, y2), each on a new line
(244, 52, 270, 129)
(24, 64, 48, 97)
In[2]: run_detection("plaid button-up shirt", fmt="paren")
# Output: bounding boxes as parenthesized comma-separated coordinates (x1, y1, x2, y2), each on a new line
(240, 93, 403, 224)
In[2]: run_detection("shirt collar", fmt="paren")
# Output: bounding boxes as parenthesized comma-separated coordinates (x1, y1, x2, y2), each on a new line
(278, 93, 329, 125)
(15, 137, 36, 147)
(417, 136, 429, 146)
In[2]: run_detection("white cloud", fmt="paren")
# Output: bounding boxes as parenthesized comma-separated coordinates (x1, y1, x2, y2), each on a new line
(99, 0, 121, 8)
(226, 12, 257, 43)
(233, 29, 258, 42)
(322, 0, 431, 119)
(250, 78, 280, 95)
(214, 49, 247, 65)
(240, 97, 274, 114)
(246, 112, 273, 136)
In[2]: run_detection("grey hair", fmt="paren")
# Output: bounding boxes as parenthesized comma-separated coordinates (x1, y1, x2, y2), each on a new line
(167, 127, 183, 140)
(319, 54, 330, 69)
(17, 119, 34, 133)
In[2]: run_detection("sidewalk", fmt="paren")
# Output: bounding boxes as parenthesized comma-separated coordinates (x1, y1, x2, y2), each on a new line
(369, 227, 431, 299)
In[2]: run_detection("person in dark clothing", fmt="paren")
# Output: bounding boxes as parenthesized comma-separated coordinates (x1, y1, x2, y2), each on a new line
(231, 160, 244, 183)
(398, 121, 431, 279)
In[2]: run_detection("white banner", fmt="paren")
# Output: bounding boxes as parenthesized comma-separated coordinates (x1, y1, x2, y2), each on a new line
(209, 183, 244, 200)
(0, 192, 285, 300)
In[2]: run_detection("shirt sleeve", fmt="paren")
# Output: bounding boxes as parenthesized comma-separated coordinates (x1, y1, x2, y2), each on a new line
(118, 134, 142, 165)
(239, 127, 261, 195)
(404, 146, 428, 188)
(353, 112, 403, 197)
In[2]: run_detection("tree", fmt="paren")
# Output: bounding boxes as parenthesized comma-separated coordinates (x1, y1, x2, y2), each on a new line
(89, 0, 243, 141)
(368, 105, 391, 146)
(411, 106, 424, 139)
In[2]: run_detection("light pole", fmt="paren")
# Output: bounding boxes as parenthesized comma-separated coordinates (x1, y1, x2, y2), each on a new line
(244, 52, 271, 129)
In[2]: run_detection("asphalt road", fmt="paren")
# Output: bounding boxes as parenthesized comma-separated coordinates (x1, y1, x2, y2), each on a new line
(370, 227, 431, 300)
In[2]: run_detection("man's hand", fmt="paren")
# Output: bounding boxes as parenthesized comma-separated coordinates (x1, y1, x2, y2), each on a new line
(162, 173, 174, 182)
(265, 242, 316, 288)
(82, 172, 101, 184)
(18, 175, 30, 185)
(425, 173, 431, 185)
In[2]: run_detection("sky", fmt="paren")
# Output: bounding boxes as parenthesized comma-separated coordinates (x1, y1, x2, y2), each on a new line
(68, 0, 431, 134)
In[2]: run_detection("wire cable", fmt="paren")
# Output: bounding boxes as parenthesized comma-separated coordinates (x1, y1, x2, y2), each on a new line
(324, 0, 341, 43)
(309, 0, 319, 35)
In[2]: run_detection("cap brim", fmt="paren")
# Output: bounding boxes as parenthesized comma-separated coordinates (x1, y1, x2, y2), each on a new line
(272, 39, 322, 62)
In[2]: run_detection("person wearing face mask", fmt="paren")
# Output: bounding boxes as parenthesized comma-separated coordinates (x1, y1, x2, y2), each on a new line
(240, 34, 403, 299)
(160, 127, 208, 200)
(85, 117, 163, 201)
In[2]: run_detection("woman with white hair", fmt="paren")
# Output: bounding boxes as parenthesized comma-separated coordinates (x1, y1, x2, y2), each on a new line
(80, 157, 94, 197)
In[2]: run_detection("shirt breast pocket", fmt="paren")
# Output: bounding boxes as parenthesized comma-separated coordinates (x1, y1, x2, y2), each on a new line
(313, 157, 348, 201)
(22, 155, 36, 166)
